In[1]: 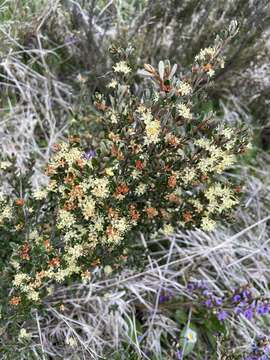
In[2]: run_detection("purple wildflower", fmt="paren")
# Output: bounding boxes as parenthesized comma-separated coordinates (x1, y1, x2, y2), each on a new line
(187, 282, 195, 291)
(83, 149, 96, 160)
(158, 294, 171, 303)
(202, 289, 211, 296)
(241, 289, 252, 299)
(244, 307, 254, 320)
(177, 349, 183, 360)
(137, 335, 143, 343)
(239, 300, 247, 308)
(232, 294, 241, 303)
(204, 298, 212, 308)
(256, 302, 269, 315)
(234, 306, 242, 315)
(214, 297, 223, 306)
(217, 310, 228, 321)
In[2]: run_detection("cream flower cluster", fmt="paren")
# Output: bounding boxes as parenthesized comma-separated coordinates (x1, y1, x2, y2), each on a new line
(195, 47, 216, 62)
(204, 184, 238, 214)
(195, 135, 236, 174)
(113, 61, 131, 74)
(194, 45, 225, 78)
(138, 107, 162, 145)
(177, 103, 192, 119)
(0, 193, 12, 225)
(144, 119, 161, 145)
(177, 81, 192, 96)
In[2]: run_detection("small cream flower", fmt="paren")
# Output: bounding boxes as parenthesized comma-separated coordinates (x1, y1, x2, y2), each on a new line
(18, 328, 32, 341)
(144, 119, 161, 145)
(27, 290, 39, 301)
(201, 217, 216, 231)
(0, 161, 11, 170)
(207, 69, 215, 77)
(195, 47, 216, 62)
(135, 183, 147, 196)
(113, 61, 131, 74)
(177, 103, 192, 119)
(162, 223, 174, 236)
(65, 336, 77, 347)
(91, 178, 110, 198)
(104, 265, 113, 275)
(107, 79, 118, 88)
(105, 167, 114, 177)
(33, 188, 48, 200)
(178, 81, 192, 96)
(13, 273, 30, 287)
(80, 197, 96, 220)
(57, 210, 75, 229)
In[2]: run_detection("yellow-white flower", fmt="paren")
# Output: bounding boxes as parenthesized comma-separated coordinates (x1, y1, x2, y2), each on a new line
(66, 336, 77, 347)
(180, 168, 196, 185)
(195, 138, 212, 150)
(178, 81, 192, 95)
(18, 328, 32, 341)
(80, 197, 96, 220)
(105, 167, 114, 176)
(214, 154, 235, 173)
(218, 127, 234, 139)
(57, 210, 76, 229)
(0, 205, 12, 221)
(0, 161, 11, 170)
(104, 265, 113, 275)
(107, 79, 118, 88)
(47, 180, 57, 192)
(144, 119, 161, 145)
(91, 177, 110, 198)
(195, 47, 216, 62)
(162, 223, 174, 236)
(33, 188, 48, 200)
(207, 68, 215, 77)
(177, 103, 192, 119)
(66, 244, 84, 260)
(201, 216, 216, 231)
(110, 111, 118, 124)
(26, 290, 39, 301)
(135, 183, 147, 196)
(112, 217, 130, 234)
(13, 273, 30, 287)
(113, 61, 131, 74)
(10, 260, 20, 270)
(94, 217, 104, 232)
(140, 108, 153, 122)
(204, 184, 238, 214)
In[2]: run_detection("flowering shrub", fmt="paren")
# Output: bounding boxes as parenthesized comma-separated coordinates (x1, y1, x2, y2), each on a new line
(3, 23, 251, 309)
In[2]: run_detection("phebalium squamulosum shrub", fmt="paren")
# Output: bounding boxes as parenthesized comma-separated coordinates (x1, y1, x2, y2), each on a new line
(4, 21, 250, 308)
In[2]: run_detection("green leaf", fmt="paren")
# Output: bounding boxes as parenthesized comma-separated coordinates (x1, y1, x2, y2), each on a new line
(204, 314, 226, 334)
(158, 61, 165, 80)
(174, 309, 188, 324)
